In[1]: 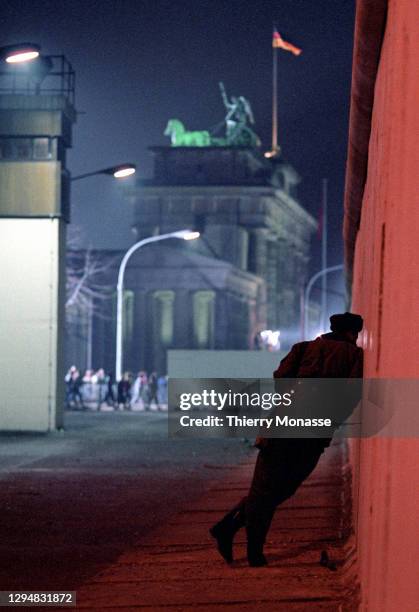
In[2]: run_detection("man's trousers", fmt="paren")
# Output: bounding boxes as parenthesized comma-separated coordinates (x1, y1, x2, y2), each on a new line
(243, 439, 329, 553)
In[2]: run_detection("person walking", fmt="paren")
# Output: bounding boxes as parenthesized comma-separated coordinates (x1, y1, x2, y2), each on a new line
(117, 372, 131, 410)
(104, 371, 116, 407)
(157, 374, 168, 408)
(148, 371, 160, 410)
(66, 367, 84, 410)
(65, 366, 77, 409)
(131, 371, 149, 410)
(210, 312, 364, 567)
(94, 368, 107, 409)
(82, 369, 94, 406)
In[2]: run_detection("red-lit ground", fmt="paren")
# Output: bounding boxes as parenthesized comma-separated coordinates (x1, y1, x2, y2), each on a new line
(0, 412, 356, 610)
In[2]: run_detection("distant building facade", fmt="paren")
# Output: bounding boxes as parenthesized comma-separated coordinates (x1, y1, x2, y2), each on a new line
(67, 147, 316, 374)
(129, 147, 316, 337)
(65, 245, 264, 374)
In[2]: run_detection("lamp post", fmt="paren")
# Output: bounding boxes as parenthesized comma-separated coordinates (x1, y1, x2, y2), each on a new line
(303, 264, 344, 340)
(71, 163, 136, 182)
(69, 162, 136, 369)
(115, 230, 200, 381)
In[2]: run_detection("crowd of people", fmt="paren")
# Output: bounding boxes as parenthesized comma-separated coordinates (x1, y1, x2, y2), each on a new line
(65, 367, 168, 411)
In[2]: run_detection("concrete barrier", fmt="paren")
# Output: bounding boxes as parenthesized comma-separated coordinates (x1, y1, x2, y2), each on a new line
(168, 349, 284, 379)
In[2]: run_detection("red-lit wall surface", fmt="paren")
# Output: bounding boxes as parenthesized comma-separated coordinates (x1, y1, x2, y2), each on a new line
(346, 1, 419, 610)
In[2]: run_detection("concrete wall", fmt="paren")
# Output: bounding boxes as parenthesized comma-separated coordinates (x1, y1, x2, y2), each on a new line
(168, 349, 284, 378)
(348, 1, 419, 609)
(0, 219, 65, 431)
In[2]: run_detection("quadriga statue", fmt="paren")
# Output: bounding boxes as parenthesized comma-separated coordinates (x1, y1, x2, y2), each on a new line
(164, 119, 211, 147)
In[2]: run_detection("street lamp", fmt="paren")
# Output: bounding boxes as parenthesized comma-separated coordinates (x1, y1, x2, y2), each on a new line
(303, 264, 344, 340)
(1, 48, 136, 183)
(115, 230, 200, 381)
(71, 163, 136, 182)
(70, 161, 136, 369)
(0, 43, 40, 64)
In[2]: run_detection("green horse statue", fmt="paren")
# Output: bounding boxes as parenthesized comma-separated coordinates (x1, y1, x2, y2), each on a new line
(164, 119, 211, 147)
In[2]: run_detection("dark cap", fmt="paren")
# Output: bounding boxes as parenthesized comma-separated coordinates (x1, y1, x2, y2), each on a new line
(330, 312, 363, 333)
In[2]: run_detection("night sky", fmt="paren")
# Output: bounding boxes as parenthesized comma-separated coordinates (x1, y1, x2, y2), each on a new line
(1, 0, 355, 271)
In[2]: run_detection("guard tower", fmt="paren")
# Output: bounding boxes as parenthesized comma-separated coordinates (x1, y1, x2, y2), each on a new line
(0, 52, 76, 431)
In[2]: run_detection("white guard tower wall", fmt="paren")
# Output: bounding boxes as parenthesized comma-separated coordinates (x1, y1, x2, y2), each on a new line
(0, 58, 76, 431)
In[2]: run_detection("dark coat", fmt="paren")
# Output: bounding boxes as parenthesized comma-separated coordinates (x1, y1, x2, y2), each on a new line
(254, 332, 364, 452)
(274, 332, 363, 379)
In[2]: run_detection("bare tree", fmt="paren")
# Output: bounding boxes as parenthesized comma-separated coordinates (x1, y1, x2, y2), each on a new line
(66, 230, 115, 323)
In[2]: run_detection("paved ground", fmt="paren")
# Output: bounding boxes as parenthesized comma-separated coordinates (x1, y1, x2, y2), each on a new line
(0, 412, 252, 592)
(77, 440, 357, 611)
(0, 412, 357, 610)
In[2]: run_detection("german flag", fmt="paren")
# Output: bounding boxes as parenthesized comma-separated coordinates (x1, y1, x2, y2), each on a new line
(272, 28, 302, 56)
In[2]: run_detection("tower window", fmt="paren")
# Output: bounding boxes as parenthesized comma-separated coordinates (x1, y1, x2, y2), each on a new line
(33, 138, 51, 159)
(0, 137, 53, 161)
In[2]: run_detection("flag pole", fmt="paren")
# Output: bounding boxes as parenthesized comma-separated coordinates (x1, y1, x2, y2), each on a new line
(321, 178, 328, 331)
(269, 28, 301, 157)
(272, 41, 278, 153)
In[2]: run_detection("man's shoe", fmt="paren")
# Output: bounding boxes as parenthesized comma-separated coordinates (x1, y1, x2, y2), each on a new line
(247, 533, 268, 567)
(210, 502, 246, 564)
(209, 524, 234, 564)
(248, 553, 268, 567)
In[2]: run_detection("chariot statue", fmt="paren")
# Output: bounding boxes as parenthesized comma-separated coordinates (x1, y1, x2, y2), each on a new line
(218, 82, 260, 147)
(164, 83, 261, 148)
(164, 119, 211, 147)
